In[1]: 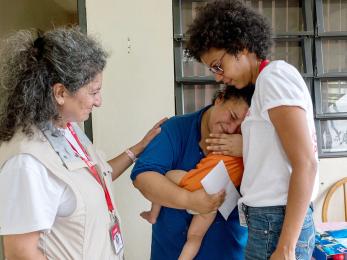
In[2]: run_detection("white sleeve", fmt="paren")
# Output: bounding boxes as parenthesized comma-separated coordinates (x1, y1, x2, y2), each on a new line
(258, 62, 308, 119)
(0, 154, 65, 235)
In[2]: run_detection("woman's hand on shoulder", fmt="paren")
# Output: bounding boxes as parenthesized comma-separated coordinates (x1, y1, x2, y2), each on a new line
(187, 189, 225, 214)
(132, 117, 168, 156)
(206, 133, 243, 157)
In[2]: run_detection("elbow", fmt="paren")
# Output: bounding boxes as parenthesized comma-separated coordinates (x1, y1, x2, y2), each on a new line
(307, 157, 318, 178)
(133, 177, 142, 190)
(293, 157, 317, 179)
(132, 173, 149, 197)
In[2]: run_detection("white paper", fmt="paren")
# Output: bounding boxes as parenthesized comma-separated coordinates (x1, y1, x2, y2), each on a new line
(201, 160, 240, 220)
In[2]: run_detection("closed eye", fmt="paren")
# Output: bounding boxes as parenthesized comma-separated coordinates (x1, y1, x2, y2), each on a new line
(230, 110, 237, 121)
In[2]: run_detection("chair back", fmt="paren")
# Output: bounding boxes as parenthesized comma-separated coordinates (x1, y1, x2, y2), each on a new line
(322, 177, 347, 222)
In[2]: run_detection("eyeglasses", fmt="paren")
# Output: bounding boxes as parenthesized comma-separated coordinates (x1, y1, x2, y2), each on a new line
(208, 51, 227, 75)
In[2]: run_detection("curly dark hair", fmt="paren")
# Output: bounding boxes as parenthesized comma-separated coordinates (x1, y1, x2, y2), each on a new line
(185, 0, 272, 61)
(0, 27, 108, 142)
(212, 84, 255, 106)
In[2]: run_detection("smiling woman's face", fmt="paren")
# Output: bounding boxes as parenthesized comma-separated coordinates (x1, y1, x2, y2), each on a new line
(59, 73, 103, 124)
(208, 97, 249, 135)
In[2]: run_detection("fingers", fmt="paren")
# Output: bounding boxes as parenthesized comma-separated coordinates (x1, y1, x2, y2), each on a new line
(153, 117, 168, 129)
(206, 139, 227, 145)
(209, 190, 225, 210)
(209, 133, 226, 138)
(206, 144, 228, 151)
(211, 151, 223, 155)
(209, 133, 235, 139)
(147, 128, 161, 140)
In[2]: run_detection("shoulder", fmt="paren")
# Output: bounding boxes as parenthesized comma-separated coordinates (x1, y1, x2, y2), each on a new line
(1, 153, 47, 173)
(257, 60, 307, 95)
(0, 153, 66, 190)
(0, 154, 68, 234)
(259, 60, 303, 84)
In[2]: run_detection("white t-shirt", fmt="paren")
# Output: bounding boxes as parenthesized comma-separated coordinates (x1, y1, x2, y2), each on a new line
(240, 60, 319, 207)
(0, 131, 78, 235)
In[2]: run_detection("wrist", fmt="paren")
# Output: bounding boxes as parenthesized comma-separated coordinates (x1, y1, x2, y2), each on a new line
(276, 240, 296, 254)
(125, 148, 138, 163)
(130, 143, 144, 158)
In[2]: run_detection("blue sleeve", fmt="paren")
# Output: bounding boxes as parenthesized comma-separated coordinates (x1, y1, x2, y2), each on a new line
(131, 123, 178, 181)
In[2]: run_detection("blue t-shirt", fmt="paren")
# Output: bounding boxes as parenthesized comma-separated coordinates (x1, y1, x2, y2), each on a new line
(131, 106, 247, 260)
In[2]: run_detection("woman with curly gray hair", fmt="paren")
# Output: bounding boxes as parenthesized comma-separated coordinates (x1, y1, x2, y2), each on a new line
(0, 27, 165, 259)
(186, 1, 318, 260)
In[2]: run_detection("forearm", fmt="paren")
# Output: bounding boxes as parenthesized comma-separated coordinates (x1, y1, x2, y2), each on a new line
(108, 144, 143, 181)
(4, 233, 47, 260)
(5, 250, 46, 260)
(133, 171, 190, 209)
(277, 161, 317, 250)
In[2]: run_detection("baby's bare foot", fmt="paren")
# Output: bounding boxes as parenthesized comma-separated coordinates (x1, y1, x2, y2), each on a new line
(140, 211, 157, 224)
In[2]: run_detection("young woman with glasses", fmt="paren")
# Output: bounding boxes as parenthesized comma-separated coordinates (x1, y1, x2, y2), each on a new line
(185, 1, 319, 260)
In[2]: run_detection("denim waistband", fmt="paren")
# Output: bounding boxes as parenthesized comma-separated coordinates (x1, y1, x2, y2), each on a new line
(242, 203, 314, 216)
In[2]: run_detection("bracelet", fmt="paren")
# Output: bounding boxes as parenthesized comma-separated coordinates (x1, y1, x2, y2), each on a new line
(125, 149, 137, 163)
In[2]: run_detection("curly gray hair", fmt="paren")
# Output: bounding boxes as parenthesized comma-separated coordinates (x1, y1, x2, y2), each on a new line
(0, 27, 108, 142)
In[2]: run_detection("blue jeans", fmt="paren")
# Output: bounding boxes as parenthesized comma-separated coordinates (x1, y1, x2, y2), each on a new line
(243, 204, 315, 260)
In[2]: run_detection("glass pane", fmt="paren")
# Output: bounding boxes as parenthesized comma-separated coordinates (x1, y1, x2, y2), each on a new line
(245, 0, 304, 33)
(320, 80, 347, 113)
(322, 0, 347, 32)
(319, 120, 347, 153)
(183, 84, 221, 114)
(182, 0, 305, 35)
(182, 43, 211, 77)
(270, 40, 304, 73)
(321, 39, 347, 73)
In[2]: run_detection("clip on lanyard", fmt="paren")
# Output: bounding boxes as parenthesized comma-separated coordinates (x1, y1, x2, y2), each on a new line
(66, 123, 116, 220)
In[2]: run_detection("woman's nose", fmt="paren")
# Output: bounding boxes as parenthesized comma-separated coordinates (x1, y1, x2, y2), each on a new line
(94, 95, 102, 107)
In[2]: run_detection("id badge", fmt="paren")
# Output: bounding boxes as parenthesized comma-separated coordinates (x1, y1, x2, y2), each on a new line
(238, 203, 247, 227)
(110, 222, 124, 255)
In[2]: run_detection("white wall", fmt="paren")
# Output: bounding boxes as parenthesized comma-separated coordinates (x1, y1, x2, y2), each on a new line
(85, 1, 175, 259)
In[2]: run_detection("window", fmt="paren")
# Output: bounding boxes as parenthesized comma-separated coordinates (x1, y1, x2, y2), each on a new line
(173, 0, 347, 157)
(315, 0, 347, 157)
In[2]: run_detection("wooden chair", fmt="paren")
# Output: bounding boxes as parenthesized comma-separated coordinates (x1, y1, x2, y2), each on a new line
(322, 177, 347, 222)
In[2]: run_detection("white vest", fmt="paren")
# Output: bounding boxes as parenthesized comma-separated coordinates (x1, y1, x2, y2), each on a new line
(0, 124, 124, 260)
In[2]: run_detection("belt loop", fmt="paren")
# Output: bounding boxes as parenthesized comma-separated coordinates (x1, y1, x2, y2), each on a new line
(309, 202, 314, 212)
(242, 203, 248, 215)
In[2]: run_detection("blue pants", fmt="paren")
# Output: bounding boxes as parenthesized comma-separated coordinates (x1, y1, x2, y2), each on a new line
(242, 204, 315, 260)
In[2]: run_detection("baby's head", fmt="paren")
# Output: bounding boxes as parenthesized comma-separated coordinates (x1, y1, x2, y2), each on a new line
(208, 85, 254, 135)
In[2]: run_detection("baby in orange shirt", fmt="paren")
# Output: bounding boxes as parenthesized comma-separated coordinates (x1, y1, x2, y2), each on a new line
(141, 154, 243, 260)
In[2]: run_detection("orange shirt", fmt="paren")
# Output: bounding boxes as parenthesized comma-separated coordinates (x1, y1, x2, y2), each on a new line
(179, 154, 243, 192)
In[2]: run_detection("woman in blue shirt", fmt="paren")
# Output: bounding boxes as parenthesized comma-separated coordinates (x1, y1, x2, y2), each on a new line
(131, 85, 254, 260)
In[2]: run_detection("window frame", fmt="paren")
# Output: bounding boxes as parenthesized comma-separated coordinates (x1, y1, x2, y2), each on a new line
(173, 0, 347, 158)
(315, 0, 347, 157)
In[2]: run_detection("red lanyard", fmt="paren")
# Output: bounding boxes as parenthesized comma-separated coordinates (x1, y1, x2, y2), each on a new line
(66, 122, 115, 213)
(259, 59, 270, 73)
